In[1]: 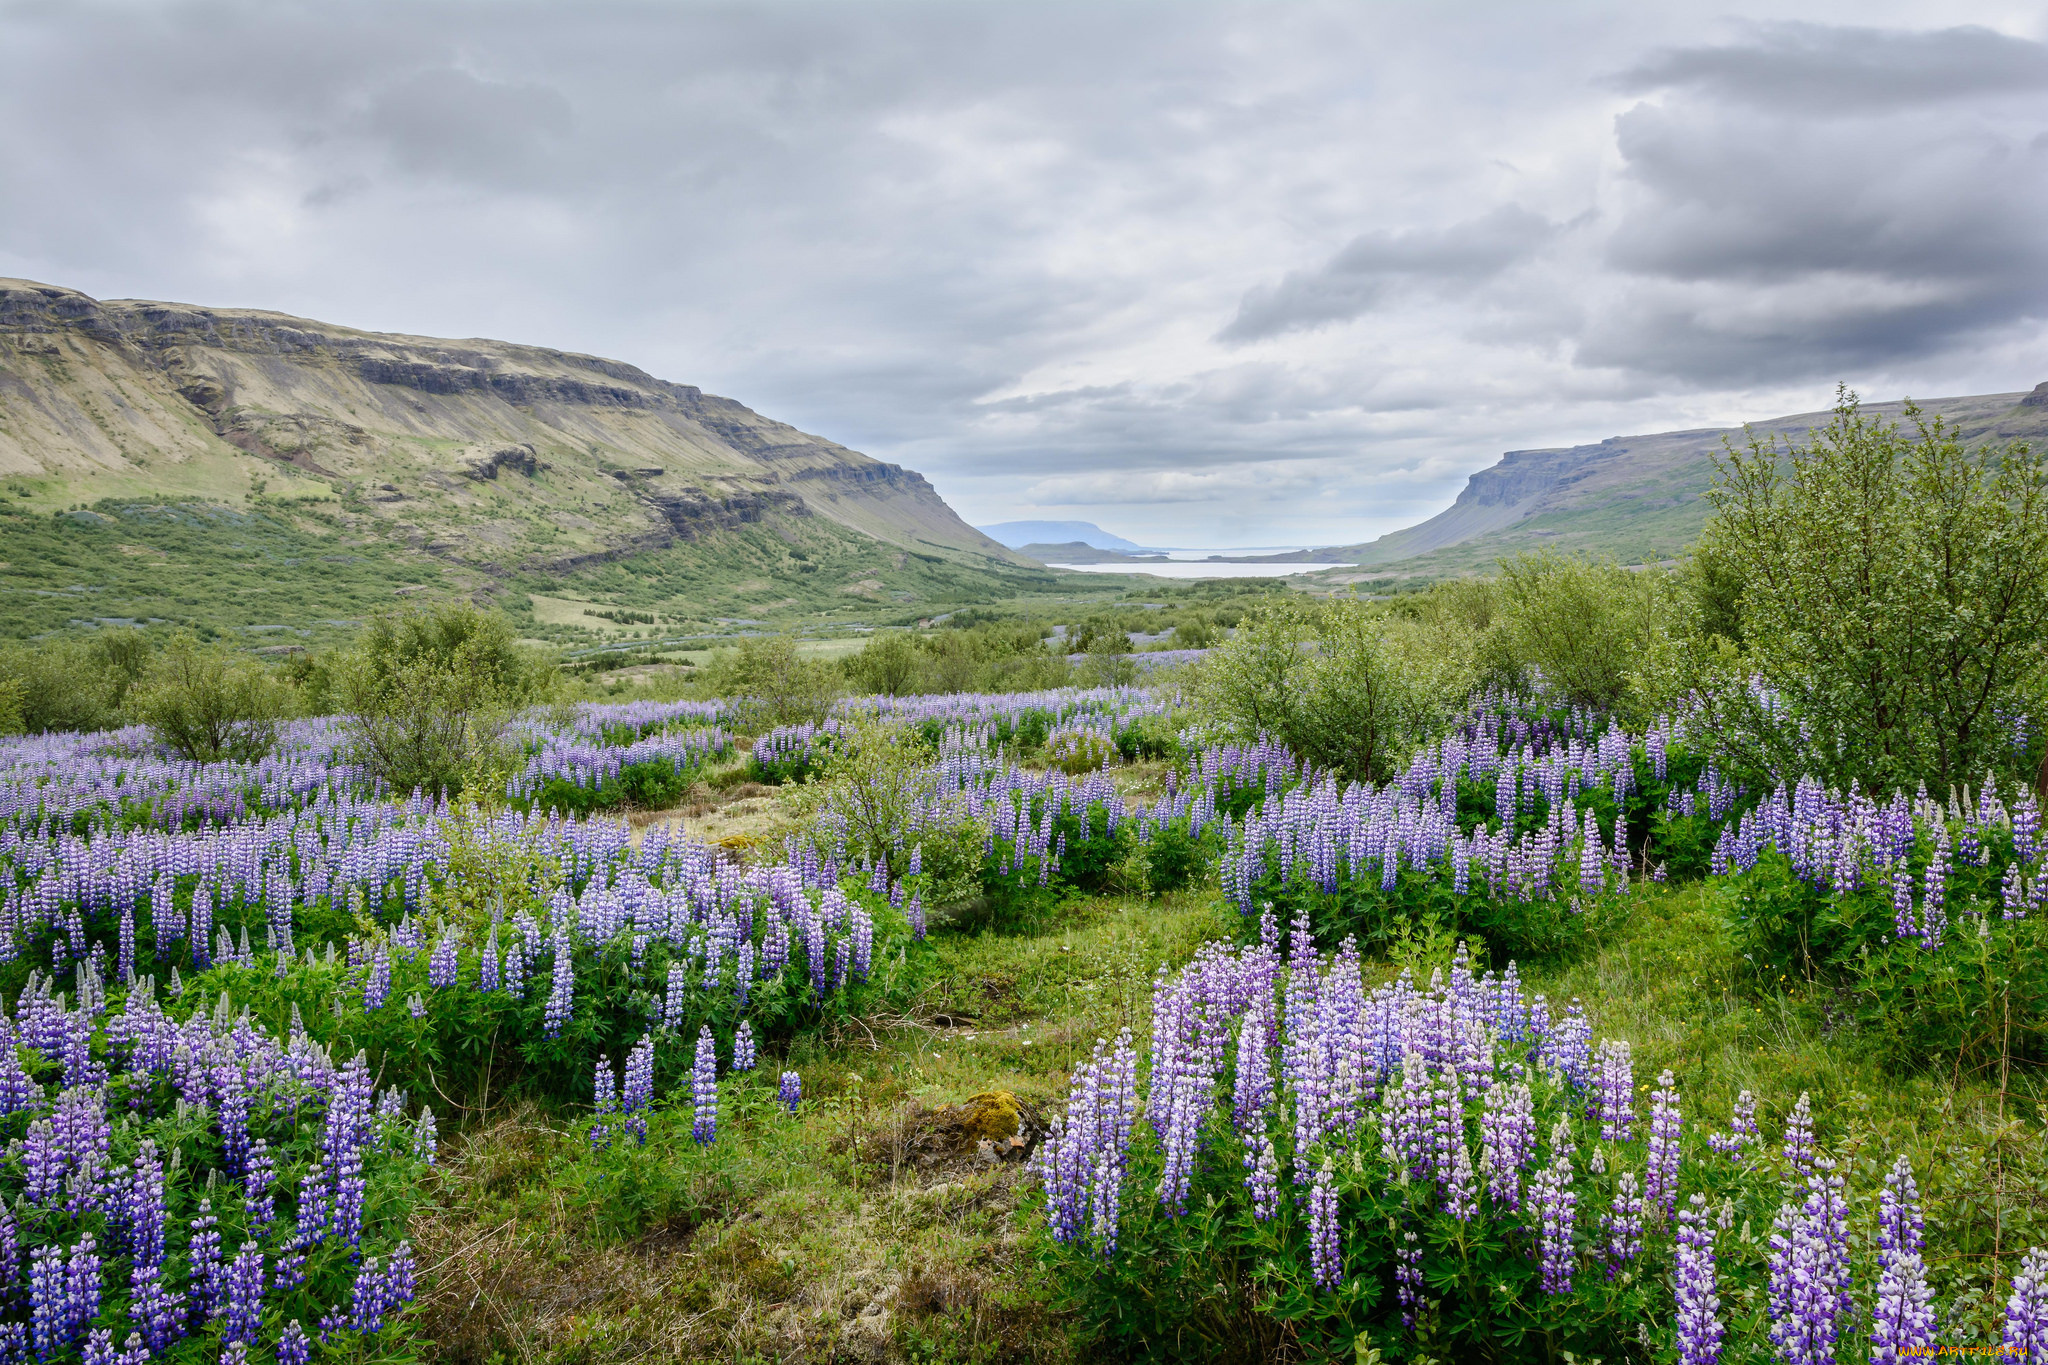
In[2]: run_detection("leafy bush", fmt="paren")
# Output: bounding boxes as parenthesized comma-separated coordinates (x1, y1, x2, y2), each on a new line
(129, 636, 288, 762)
(1197, 600, 1439, 784)
(1490, 550, 1670, 720)
(335, 604, 553, 797)
(1702, 391, 2048, 793)
(703, 635, 839, 729)
(843, 623, 1073, 696)
(0, 632, 147, 733)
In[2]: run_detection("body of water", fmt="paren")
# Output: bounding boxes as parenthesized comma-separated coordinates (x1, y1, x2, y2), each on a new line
(1046, 556, 1352, 579)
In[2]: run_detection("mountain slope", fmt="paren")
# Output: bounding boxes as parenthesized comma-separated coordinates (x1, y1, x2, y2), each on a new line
(1326, 384, 2048, 577)
(978, 520, 1147, 552)
(0, 278, 1029, 572)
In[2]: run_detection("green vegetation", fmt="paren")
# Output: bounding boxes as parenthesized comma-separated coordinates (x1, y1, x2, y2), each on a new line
(1702, 392, 2048, 792)
(129, 634, 288, 762)
(334, 602, 558, 797)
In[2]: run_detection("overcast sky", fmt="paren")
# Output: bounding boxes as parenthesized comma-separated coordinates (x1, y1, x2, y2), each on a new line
(5, 1, 2047, 546)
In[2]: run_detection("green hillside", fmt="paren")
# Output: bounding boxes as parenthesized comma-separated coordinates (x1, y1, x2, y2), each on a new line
(1314, 383, 2048, 585)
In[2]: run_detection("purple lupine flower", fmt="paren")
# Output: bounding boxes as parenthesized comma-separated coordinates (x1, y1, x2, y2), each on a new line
(1593, 1039, 1633, 1141)
(544, 927, 574, 1037)
(326, 1056, 374, 1251)
(364, 941, 391, 1012)
(733, 1021, 756, 1072)
(1394, 1225, 1423, 1328)
(1531, 1121, 1577, 1295)
(1674, 1194, 1724, 1365)
(1871, 1236, 1935, 1362)
(1307, 1158, 1342, 1291)
(277, 1321, 311, 1365)
(345, 1255, 390, 1335)
(479, 927, 500, 993)
(2007, 1247, 2048, 1359)
(30, 1244, 65, 1361)
(691, 1026, 718, 1144)
(223, 1243, 264, 1346)
(778, 1071, 802, 1113)
(1768, 1160, 1851, 1365)
(1480, 1081, 1536, 1210)
(1645, 1070, 1681, 1215)
(245, 1138, 277, 1230)
(1890, 861, 1916, 941)
(1707, 1091, 1757, 1157)
(413, 1108, 439, 1165)
(1603, 1171, 1644, 1276)
(1446, 1133, 1478, 1222)
(62, 1233, 99, 1344)
(621, 1034, 654, 1146)
(1246, 1134, 1279, 1221)
(187, 1201, 223, 1322)
(385, 1241, 417, 1308)
(21, 1120, 61, 1206)
(1920, 831, 1949, 950)
(502, 927, 525, 998)
(1879, 1154, 1924, 1257)
(1037, 1031, 1138, 1256)
(428, 931, 458, 988)
(1782, 1092, 1815, 1175)
(82, 1328, 116, 1365)
(589, 1054, 617, 1150)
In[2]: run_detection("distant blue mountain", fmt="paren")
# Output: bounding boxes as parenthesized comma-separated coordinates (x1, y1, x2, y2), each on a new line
(977, 520, 1148, 552)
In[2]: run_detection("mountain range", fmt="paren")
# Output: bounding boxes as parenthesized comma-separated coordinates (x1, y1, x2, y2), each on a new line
(976, 520, 1150, 553)
(0, 279, 1055, 644)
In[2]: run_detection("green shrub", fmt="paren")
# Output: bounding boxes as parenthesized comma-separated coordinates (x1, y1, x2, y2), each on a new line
(1490, 549, 1669, 719)
(704, 635, 839, 729)
(336, 603, 554, 797)
(1197, 599, 1436, 784)
(129, 635, 288, 762)
(0, 633, 140, 732)
(1702, 390, 2048, 793)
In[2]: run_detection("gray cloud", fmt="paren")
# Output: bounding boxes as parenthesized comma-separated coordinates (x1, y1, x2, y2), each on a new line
(1220, 206, 1561, 343)
(1581, 25, 2048, 383)
(0, 1, 2045, 546)
(1615, 22, 2048, 113)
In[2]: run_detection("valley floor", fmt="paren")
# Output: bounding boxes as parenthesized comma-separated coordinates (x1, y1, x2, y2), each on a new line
(409, 867, 2045, 1363)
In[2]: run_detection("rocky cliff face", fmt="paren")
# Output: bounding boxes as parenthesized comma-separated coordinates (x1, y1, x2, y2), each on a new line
(1338, 386, 2048, 571)
(0, 278, 1027, 571)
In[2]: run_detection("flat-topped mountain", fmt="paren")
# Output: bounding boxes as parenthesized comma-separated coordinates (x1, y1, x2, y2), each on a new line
(0, 278, 1026, 573)
(1324, 385, 2048, 577)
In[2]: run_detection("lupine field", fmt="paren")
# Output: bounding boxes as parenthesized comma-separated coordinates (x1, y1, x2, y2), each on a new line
(4, 648, 2048, 1364)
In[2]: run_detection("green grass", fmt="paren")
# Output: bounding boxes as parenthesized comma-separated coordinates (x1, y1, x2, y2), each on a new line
(406, 869, 2044, 1363)
(0, 499, 446, 647)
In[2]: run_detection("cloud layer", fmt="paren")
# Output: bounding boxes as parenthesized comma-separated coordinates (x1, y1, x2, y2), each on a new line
(2, 1, 2044, 546)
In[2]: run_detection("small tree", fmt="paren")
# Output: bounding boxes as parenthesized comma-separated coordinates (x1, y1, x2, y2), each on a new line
(1079, 631, 1137, 687)
(1492, 550, 1667, 718)
(336, 604, 553, 798)
(1704, 390, 2048, 792)
(131, 638, 287, 762)
(1198, 599, 1421, 783)
(845, 631, 919, 695)
(811, 718, 940, 873)
(704, 635, 838, 728)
